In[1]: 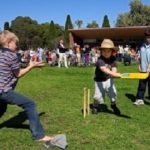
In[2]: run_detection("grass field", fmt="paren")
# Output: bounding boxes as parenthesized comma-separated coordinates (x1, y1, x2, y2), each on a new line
(0, 62, 150, 150)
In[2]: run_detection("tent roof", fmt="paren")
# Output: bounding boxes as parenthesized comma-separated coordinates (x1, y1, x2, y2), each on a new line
(69, 26, 148, 40)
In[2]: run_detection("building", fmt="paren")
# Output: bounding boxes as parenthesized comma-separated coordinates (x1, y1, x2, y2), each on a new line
(69, 26, 149, 48)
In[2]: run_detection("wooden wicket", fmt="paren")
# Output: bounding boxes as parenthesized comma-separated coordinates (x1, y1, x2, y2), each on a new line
(83, 87, 90, 118)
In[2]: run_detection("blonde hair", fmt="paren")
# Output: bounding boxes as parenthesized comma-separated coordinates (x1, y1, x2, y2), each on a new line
(0, 30, 19, 46)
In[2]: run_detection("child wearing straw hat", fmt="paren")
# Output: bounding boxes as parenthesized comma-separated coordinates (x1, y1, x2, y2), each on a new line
(92, 39, 121, 115)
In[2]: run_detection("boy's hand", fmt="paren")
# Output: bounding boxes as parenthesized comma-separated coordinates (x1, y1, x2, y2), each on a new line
(17, 59, 45, 78)
(29, 59, 45, 68)
(111, 72, 122, 78)
(115, 73, 122, 78)
(147, 67, 150, 73)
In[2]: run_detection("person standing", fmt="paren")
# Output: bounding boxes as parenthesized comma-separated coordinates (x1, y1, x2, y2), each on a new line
(134, 28, 150, 105)
(57, 39, 68, 68)
(75, 44, 81, 66)
(37, 47, 44, 62)
(0, 30, 53, 142)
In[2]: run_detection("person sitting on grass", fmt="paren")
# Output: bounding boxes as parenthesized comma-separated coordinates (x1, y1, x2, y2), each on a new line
(0, 30, 53, 142)
(92, 39, 121, 115)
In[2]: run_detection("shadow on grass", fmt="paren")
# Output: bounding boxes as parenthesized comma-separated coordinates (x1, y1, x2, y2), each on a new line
(125, 93, 135, 102)
(126, 93, 150, 105)
(144, 96, 150, 105)
(89, 104, 131, 119)
(0, 111, 45, 129)
(144, 101, 150, 105)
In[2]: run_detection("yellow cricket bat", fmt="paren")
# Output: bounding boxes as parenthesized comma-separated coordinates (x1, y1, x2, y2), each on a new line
(121, 73, 149, 79)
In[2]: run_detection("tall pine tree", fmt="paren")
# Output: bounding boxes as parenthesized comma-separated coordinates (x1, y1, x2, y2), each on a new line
(4, 22, 10, 30)
(64, 15, 73, 44)
(102, 15, 110, 27)
(65, 15, 73, 30)
(50, 20, 56, 38)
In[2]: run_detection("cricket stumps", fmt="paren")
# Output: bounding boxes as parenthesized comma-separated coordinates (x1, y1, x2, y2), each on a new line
(83, 87, 90, 118)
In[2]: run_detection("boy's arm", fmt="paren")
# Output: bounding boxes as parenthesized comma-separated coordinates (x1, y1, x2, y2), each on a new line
(147, 53, 150, 72)
(138, 57, 141, 72)
(100, 66, 121, 78)
(147, 63, 150, 73)
(15, 60, 45, 78)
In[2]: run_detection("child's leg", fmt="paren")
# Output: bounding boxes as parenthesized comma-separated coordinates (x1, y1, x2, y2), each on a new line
(106, 79, 120, 115)
(0, 90, 46, 140)
(92, 81, 108, 113)
(106, 78, 117, 103)
(93, 81, 105, 106)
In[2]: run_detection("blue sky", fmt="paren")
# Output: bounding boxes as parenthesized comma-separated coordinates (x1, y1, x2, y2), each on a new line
(0, 0, 149, 30)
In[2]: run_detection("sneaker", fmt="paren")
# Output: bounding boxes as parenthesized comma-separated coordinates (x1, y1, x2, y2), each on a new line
(98, 104, 107, 112)
(91, 107, 98, 114)
(133, 99, 144, 105)
(111, 104, 121, 115)
(91, 104, 106, 114)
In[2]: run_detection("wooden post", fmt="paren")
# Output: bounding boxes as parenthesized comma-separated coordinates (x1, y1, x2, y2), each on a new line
(87, 89, 90, 115)
(83, 88, 87, 118)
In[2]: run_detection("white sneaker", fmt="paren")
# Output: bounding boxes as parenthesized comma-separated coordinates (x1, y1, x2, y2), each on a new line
(133, 99, 144, 105)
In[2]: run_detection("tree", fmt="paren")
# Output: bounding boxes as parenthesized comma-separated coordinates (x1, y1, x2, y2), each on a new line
(49, 20, 57, 39)
(9, 16, 65, 50)
(64, 15, 73, 44)
(44, 20, 57, 49)
(86, 20, 99, 28)
(116, 0, 150, 27)
(75, 19, 83, 29)
(116, 13, 132, 27)
(11, 16, 39, 49)
(102, 15, 110, 27)
(4, 22, 10, 30)
(42, 22, 64, 49)
(65, 15, 73, 30)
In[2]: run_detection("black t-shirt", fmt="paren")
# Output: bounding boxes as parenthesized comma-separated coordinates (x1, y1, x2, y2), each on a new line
(58, 43, 67, 53)
(94, 56, 117, 81)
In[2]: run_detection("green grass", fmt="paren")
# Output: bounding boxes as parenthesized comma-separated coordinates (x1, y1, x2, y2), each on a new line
(1, 63, 150, 150)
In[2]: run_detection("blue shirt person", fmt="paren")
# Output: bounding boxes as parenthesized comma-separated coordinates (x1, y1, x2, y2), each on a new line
(134, 28, 150, 105)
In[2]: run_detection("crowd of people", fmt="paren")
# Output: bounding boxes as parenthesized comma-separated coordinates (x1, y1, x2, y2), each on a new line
(117, 44, 137, 65)
(18, 43, 101, 68)
(17, 40, 140, 68)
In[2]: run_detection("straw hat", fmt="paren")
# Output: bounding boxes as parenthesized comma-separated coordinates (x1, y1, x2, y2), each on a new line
(99, 39, 118, 51)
